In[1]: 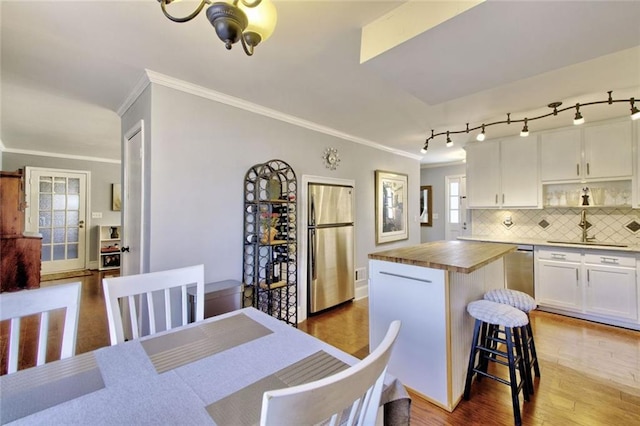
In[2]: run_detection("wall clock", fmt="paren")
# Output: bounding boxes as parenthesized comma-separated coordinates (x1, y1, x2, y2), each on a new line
(322, 147, 340, 170)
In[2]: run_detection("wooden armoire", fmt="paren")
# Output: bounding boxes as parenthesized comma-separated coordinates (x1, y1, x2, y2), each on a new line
(0, 170, 42, 292)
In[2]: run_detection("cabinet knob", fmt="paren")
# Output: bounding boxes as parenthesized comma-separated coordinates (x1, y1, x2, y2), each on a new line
(121, 246, 130, 253)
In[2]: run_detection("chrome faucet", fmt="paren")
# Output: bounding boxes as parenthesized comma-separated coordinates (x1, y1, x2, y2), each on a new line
(579, 209, 595, 242)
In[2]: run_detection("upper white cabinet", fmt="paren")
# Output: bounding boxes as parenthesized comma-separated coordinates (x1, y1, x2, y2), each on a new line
(540, 128, 582, 181)
(466, 136, 538, 208)
(541, 120, 633, 182)
(635, 120, 639, 208)
(466, 141, 500, 208)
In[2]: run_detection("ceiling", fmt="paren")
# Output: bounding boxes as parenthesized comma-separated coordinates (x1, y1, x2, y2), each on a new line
(2, 1, 639, 166)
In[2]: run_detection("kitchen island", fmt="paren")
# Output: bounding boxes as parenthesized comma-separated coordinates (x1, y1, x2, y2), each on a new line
(368, 240, 516, 412)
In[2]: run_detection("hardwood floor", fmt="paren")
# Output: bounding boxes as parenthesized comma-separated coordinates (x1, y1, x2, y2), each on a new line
(2, 272, 639, 425)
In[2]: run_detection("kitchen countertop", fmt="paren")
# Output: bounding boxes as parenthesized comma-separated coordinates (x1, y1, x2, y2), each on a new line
(368, 240, 517, 273)
(458, 236, 640, 253)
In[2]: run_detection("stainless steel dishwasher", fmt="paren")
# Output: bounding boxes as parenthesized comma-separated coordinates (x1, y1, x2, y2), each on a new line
(504, 245, 534, 297)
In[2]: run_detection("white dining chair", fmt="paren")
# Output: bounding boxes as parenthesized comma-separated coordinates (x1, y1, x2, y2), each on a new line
(102, 264, 205, 345)
(0, 281, 82, 374)
(259, 320, 401, 426)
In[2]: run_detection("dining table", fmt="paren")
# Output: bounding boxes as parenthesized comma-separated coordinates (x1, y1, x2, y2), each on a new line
(1, 307, 410, 425)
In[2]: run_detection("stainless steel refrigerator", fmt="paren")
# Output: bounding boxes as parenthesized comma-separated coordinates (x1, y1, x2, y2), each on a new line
(308, 183, 355, 314)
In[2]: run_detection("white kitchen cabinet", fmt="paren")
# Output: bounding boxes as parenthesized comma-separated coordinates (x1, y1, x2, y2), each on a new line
(633, 120, 640, 208)
(466, 136, 538, 208)
(540, 128, 582, 181)
(536, 259, 581, 311)
(584, 265, 637, 321)
(535, 247, 639, 328)
(465, 141, 500, 208)
(583, 120, 633, 179)
(540, 119, 633, 182)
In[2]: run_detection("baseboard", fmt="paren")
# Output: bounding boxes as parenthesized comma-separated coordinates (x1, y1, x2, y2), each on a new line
(355, 281, 368, 300)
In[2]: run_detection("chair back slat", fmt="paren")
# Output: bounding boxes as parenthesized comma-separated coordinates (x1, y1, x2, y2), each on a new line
(8, 319, 21, 374)
(102, 264, 205, 345)
(260, 320, 401, 426)
(0, 282, 82, 374)
(36, 311, 50, 366)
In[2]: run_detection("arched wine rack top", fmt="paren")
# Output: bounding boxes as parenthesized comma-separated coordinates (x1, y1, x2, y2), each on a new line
(244, 159, 297, 203)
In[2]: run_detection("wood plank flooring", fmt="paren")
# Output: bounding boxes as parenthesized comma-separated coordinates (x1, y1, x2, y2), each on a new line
(2, 271, 639, 425)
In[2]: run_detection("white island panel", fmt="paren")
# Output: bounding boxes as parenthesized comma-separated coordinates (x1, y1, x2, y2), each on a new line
(369, 256, 506, 411)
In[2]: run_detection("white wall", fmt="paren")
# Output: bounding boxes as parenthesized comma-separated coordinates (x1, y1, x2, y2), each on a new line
(420, 163, 466, 242)
(123, 82, 421, 316)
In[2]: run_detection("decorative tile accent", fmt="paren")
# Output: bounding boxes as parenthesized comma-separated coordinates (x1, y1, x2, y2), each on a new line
(471, 208, 640, 245)
(579, 220, 592, 230)
(625, 220, 640, 233)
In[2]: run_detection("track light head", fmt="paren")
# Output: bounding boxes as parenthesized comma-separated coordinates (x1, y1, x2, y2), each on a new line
(631, 98, 640, 120)
(520, 118, 529, 137)
(476, 125, 486, 141)
(573, 103, 585, 125)
(446, 132, 453, 147)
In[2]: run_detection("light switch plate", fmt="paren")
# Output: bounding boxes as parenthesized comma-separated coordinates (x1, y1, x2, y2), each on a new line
(92, 212, 102, 219)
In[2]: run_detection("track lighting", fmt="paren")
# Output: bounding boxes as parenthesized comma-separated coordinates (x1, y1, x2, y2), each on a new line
(631, 98, 640, 120)
(446, 132, 453, 147)
(520, 118, 529, 137)
(476, 125, 486, 141)
(573, 104, 585, 125)
(421, 91, 638, 153)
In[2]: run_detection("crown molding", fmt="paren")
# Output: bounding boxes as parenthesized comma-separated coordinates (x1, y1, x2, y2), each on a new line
(3, 147, 121, 164)
(135, 69, 422, 161)
(117, 71, 152, 117)
(420, 160, 466, 169)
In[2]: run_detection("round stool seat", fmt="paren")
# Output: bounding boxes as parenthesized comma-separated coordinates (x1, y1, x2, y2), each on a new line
(484, 289, 537, 313)
(467, 300, 528, 328)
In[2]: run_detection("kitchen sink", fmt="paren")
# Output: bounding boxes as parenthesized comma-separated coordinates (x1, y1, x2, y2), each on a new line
(546, 240, 628, 248)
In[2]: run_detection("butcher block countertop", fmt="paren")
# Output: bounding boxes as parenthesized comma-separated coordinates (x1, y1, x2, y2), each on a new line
(368, 240, 517, 274)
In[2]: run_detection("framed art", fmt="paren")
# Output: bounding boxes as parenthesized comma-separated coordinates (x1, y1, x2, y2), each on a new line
(112, 183, 122, 211)
(375, 170, 408, 244)
(420, 185, 432, 227)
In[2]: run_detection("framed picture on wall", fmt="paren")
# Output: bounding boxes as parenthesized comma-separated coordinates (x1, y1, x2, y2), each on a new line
(112, 183, 122, 211)
(375, 170, 408, 244)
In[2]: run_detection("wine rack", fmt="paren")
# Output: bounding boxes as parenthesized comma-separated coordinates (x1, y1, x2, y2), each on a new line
(242, 159, 297, 326)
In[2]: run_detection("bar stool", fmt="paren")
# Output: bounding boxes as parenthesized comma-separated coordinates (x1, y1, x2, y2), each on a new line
(484, 288, 541, 394)
(464, 300, 530, 426)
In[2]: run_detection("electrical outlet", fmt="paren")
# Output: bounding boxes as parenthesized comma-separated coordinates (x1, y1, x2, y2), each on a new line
(92, 212, 102, 219)
(355, 267, 367, 282)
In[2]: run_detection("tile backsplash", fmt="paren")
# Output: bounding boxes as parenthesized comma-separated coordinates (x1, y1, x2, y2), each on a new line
(471, 208, 640, 245)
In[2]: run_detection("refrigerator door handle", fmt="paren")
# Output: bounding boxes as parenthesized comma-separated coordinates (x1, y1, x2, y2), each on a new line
(310, 229, 317, 280)
(310, 195, 316, 226)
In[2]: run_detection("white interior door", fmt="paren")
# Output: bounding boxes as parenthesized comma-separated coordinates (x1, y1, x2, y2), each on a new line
(445, 175, 469, 241)
(122, 121, 145, 276)
(26, 167, 89, 273)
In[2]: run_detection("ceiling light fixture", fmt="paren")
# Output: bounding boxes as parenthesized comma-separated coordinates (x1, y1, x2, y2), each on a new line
(159, 0, 277, 56)
(476, 125, 486, 141)
(573, 103, 585, 125)
(446, 132, 453, 147)
(631, 98, 640, 120)
(520, 118, 529, 137)
(420, 91, 638, 153)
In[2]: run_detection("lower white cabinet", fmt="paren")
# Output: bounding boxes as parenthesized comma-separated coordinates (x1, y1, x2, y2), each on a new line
(584, 264, 637, 321)
(536, 260, 581, 310)
(534, 247, 638, 328)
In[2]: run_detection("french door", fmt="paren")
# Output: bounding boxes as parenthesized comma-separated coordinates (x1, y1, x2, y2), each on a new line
(445, 174, 470, 241)
(26, 168, 89, 274)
